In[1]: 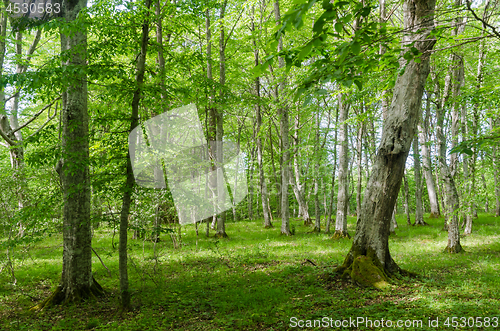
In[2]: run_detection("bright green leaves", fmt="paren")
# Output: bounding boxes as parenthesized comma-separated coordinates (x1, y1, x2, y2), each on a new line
(351, 41, 361, 55)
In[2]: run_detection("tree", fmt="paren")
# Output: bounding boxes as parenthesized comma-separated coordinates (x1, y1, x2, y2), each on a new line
(336, 0, 437, 287)
(33, 0, 103, 308)
(333, 93, 350, 239)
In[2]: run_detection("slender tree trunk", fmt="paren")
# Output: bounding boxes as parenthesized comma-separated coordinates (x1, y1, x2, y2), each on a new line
(436, 77, 463, 253)
(274, 0, 291, 235)
(419, 92, 440, 217)
(491, 118, 500, 216)
(119, 0, 151, 309)
(252, 6, 272, 228)
(325, 106, 339, 234)
(215, 0, 228, 238)
(403, 174, 411, 225)
(312, 110, 321, 232)
(33, 0, 103, 309)
(337, 0, 436, 286)
(413, 136, 426, 225)
(334, 93, 350, 239)
(356, 118, 364, 217)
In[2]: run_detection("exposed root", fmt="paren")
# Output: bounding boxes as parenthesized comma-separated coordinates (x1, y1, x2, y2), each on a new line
(264, 223, 273, 229)
(331, 230, 350, 240)
(30, 277, 104, 311)
(428, 212, 440, 219)
(303, 218, 313, 226)
(214, 231, 228, 239)
(444, 244, 464, 254)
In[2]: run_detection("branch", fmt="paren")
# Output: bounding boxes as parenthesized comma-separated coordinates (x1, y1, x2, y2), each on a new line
(92, 247, 112, 277)
(12, 97, 61, 135)
(0, 118, 16, 146)
(466, 0, 500, 39)
(428, 34, 494, 53)
(25, 102, 58, 141)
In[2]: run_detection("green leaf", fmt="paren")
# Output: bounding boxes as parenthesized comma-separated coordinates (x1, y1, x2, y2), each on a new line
(354, 80, 362, 90)
(297, 42, 314, 62)
(334, 22, 343, 33)
(352, 41, 361, 55)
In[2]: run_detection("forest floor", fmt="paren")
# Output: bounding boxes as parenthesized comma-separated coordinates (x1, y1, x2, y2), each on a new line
(1, 213, 499, 330)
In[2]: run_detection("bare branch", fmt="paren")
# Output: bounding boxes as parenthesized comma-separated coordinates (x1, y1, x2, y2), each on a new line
(25, 103, 58, 141)
(12, 97, 61, 135)
(466, 0, 500, 38)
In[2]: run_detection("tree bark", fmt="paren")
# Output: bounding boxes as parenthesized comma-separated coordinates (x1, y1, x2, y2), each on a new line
(215, 0, 228, 238)
(436, 75, 463, 253)
(333, 93, 350, 239)
(413, 136, 426, 225)
(33, 0, 103, 309)
(336, 0, 436, 287)
(325, 105, 339, 234)
(419, 92, 440, 217)
(274, 0, 291, 235)
(403, 174, 411, 225)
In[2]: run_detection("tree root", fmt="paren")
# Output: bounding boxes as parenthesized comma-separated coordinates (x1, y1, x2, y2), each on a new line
(30, 277, 104, 311)
(444, 244, 464, 254)
(331, 230, 350, 240)
(214, 232, 229, 239)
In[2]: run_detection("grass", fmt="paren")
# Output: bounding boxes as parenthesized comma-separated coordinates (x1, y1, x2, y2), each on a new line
(1, 213, 499, 330)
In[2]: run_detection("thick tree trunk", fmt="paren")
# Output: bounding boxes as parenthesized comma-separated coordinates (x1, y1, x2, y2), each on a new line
(419, 92, 440, 217)
(413, 136, 427, 225)
(336, 0, 436, 287)
(333, 94, 350, 239)
(33, 0, 103, 309)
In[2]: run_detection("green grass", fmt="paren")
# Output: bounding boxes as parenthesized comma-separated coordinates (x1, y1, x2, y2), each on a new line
(1, 213, 499, 330)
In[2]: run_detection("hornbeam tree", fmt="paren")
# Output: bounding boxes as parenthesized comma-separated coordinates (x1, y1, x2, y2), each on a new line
(336, 0, 437, 287)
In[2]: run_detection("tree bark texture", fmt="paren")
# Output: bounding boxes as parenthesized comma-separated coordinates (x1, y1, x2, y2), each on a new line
(337, 0, 436, 287)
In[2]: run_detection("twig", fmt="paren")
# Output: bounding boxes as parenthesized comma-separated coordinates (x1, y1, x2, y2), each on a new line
(92, 247, 112, 277)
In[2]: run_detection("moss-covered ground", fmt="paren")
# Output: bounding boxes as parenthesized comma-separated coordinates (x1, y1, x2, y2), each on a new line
(1, 213, 499, 330)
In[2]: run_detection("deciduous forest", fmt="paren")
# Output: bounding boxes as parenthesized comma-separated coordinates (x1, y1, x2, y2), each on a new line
(0, 0, 499, 329)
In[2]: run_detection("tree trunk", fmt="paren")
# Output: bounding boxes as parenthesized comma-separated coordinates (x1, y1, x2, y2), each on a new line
(290, 115, 312, 225)
(33, 0, 103, 309)
(274, 0, 291, 235)
(312, 110, 321, 232)
(336, 0, 436, 287)
(325, 105, 339, 234)
(419, 92, 440, 217)
(356, 118, 364, 217)
(413, 136, 426, 225)
(436, 77, 463, 253)
(403, 174, 411, 225)
(491, 118, 500, 216)
(251, 6, 272, 228)
(333, 93, 350, 239)
(215, 0, 228, 238)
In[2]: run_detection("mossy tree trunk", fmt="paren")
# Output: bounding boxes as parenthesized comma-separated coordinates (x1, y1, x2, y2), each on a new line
(337, 0, 436, 287)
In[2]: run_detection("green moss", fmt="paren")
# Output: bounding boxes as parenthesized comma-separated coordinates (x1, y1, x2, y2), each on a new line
(350, 255, 389, 289)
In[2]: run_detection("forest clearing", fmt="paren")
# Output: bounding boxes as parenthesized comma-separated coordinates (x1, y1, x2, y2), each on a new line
(0, 0, 500, 329)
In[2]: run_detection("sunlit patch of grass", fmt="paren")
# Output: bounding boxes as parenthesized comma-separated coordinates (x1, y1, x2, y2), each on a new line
(1, 213, 499, 330)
